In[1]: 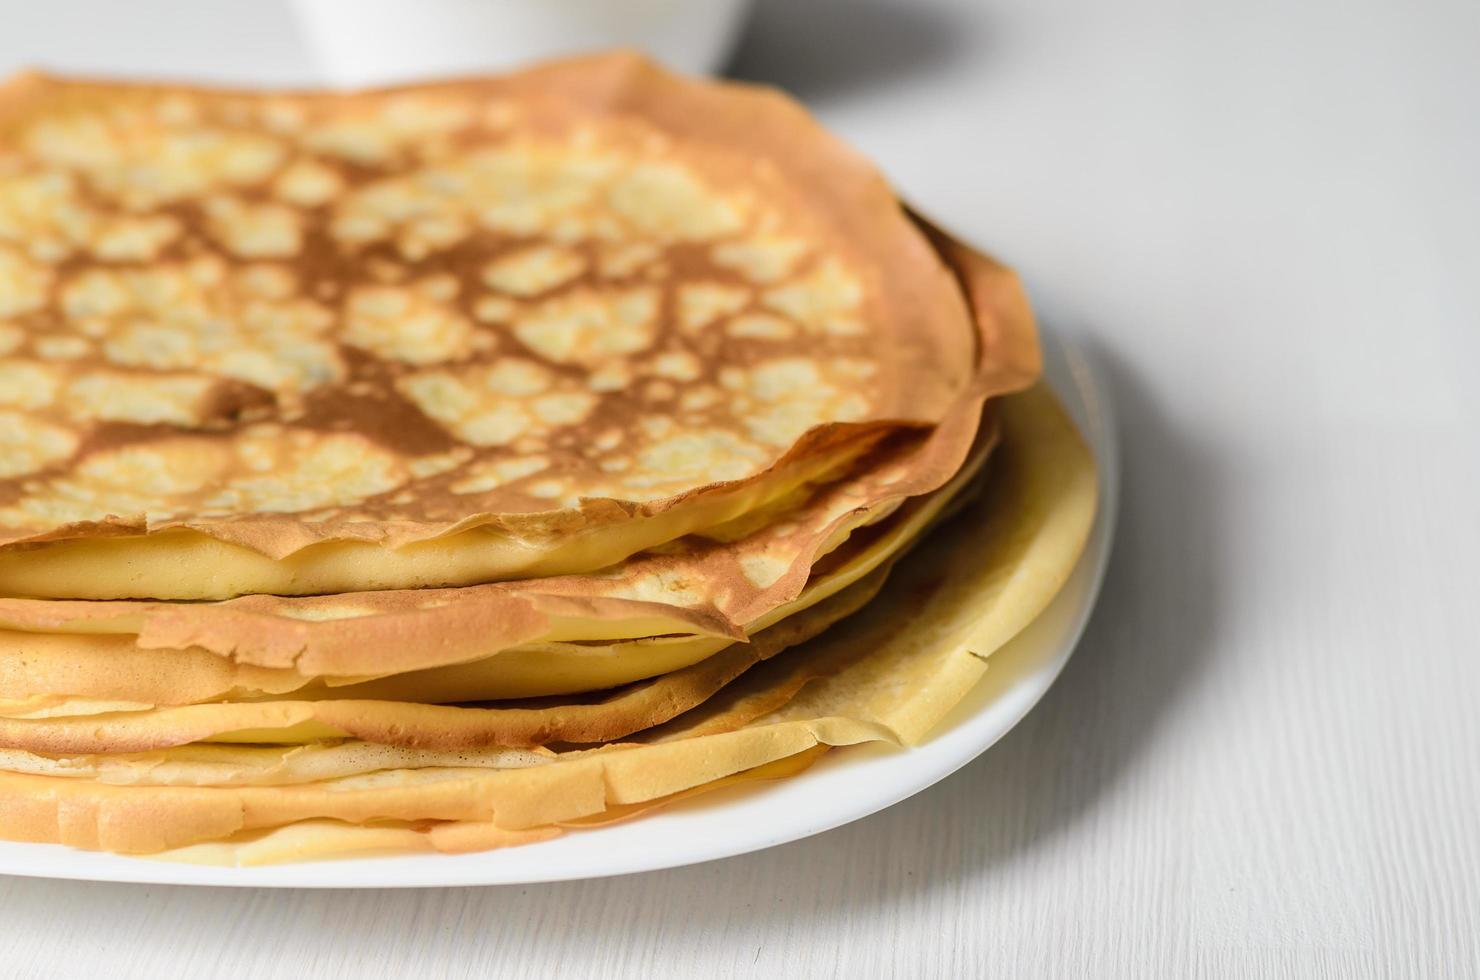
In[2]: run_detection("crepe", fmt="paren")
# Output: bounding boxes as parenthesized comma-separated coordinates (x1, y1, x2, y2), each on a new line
(0, 52, 1073, 867)
(0, 418, 993, 717)
(155, 748, 831, 866)
(0, 385, 1097, 856)
(0, 564, 891, 754)
(0, 53, 1036, 600)
(0, 409, 996, 707)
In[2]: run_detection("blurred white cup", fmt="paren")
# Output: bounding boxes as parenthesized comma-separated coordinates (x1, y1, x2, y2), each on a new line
(0, 0, 753, 86)
(292, 0, 755, 84)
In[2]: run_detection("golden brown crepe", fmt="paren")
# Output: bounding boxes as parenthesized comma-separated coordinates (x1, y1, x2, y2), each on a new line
(0, 564, 891, 754)
(0, 420, 993, 713)
(0, 53, 1036, 600)
(0, 386, 1097, 857)
(0, 410, 996, 705)
(0, 55, 1083, 868)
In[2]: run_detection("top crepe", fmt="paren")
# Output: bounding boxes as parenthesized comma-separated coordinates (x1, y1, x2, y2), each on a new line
(0, 53, 1035, 599)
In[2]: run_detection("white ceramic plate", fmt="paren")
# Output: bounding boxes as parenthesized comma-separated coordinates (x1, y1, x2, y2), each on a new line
(0, 330, 1117, 888)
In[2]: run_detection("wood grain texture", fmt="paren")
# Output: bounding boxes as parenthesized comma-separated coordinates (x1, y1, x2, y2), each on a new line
(1, 0, 1478, 976)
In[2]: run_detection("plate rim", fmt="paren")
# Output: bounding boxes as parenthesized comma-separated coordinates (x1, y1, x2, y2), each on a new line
(0, 329, 1117, 888)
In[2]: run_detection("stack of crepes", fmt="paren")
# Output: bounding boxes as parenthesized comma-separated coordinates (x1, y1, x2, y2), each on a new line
(0, 53, 1097, 864)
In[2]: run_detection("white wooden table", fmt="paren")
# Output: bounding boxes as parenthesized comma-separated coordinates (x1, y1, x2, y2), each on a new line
(2, 0, 1477, 975)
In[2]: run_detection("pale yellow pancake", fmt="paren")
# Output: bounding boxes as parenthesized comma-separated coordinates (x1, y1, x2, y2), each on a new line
(0, 563, 890, 754)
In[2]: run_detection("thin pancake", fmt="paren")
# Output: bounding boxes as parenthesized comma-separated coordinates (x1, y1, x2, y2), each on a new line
(0, 563, 889, 755)
(0, 408, 993, 677)
(0, 53, 1036, 598)
(0, 410, 996, 704)
(0, 225, 1022, 702)
(156, 747, 829, 866)
(0, 385, 1097, 854)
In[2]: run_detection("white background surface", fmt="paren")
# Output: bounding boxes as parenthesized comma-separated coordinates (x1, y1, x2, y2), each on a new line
(1, 0, 1477, 976)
